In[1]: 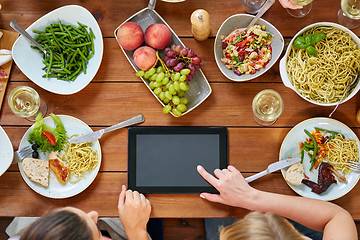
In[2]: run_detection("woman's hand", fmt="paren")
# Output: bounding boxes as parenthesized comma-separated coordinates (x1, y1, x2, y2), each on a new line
(118, 185, 151, 240)
(278, 0, 303, 9)
(197, 165, 258, 208)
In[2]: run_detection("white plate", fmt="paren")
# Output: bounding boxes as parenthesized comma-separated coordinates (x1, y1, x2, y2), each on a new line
(12, 5, 103, 95)
(18, 115, 101, 199)
(0, 126, 13, 176)
(214, 14, 284, 82)
(280, 117, 360, 201)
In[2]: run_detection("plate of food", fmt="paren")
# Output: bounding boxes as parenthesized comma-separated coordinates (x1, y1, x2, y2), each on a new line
(280, 118, 360, 201)
(214, 14, 284, 82)
(18, 114, 101, 199)
(12, 5, 103, 95)
(0, 126, 13, 176)
(279, 22, 360, 106)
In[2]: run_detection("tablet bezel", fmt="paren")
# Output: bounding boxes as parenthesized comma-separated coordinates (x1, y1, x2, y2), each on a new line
(128, 126, 228, 194)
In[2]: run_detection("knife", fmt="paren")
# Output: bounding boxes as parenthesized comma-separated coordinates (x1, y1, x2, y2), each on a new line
(245, 157, 301, 183)
(68, 114, 144, 144)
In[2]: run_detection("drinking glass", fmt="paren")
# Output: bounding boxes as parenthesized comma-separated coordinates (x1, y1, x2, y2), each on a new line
(286, 0, 313, 17)
(241, 0, 267, 14)
(337, 0, 360, 29)
(8, 86, 47, 121)
(252, 89, 283, 126)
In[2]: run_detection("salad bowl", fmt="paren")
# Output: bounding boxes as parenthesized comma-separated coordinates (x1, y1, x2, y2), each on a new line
(214, 14, 284, 82)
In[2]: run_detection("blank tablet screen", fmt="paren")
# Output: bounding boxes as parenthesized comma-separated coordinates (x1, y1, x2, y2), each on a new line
(128, 127, 228, 193)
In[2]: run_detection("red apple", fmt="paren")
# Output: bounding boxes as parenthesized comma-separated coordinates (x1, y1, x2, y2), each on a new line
(133, 46, 157, 71)
(145, 24, 172, 50)
(117, 22, 143, 50)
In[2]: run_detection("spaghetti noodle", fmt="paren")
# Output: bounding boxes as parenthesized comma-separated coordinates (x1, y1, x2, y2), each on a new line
(286, 26, 360, 104)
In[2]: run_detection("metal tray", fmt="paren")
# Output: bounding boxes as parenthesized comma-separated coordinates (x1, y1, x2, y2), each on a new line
(114, 0, 212, 117)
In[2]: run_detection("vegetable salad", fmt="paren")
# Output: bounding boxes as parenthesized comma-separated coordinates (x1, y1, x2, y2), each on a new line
(221, 25, 273, 76)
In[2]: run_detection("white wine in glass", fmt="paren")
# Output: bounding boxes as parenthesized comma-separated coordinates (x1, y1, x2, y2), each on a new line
(338, 0, 360, 29)
(252, 89, 283, 126)
(287, 0, 313, 17)
(8, 86, 47, 121)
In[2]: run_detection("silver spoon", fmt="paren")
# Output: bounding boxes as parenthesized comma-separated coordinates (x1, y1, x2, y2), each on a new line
(243, 0, 275, 31)
(10, 20, 48, 56)
(329, 70, 360, 117)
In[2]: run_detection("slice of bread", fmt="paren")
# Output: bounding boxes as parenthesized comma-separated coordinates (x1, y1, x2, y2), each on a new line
(22, 158, 49, 187)
(285, 162, 304, 185)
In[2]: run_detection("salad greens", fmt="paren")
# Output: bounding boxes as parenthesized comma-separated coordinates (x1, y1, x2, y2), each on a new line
(28, 113, 67, 153)
(293, 32, 326, 57)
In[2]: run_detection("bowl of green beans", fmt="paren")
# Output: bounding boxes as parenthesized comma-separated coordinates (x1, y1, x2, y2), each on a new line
(12, 5, 103, 95)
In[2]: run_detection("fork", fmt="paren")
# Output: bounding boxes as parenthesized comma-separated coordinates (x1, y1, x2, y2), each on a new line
(12, 145, 32, 164)
(347, 161, 360, 174)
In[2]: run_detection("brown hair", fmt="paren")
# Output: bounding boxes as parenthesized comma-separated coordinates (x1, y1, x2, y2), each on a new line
(219, 212, 305, 240)
(20, 208, 93, 240)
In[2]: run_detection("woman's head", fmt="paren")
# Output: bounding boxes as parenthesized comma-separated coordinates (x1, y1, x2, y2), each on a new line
(20, 207, 101, 240)
(219, 212, 305, 240)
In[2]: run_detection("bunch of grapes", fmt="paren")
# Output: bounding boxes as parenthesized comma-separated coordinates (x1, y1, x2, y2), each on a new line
(163, 44, 202, 82)
(135, 44, 202, 117)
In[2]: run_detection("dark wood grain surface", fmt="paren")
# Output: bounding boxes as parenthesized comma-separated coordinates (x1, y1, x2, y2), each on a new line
(1, 0, 360, 218)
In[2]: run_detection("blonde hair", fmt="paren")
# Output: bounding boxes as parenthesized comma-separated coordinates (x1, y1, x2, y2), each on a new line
(219, 212, 305, 240)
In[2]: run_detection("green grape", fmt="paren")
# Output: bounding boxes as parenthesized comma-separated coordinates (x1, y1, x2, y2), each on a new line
(154, 87, 162, 95)
(153, 81, 161, 88)
(163, 98, 170, 104)
(173, 81, 180, 92)
(172, 108, 182, 117)
(178, 91, 185, 97)
(179, 75, 186, 82)
(179, 82, 188, 91)
(159, 91, 165, 101)
(171, 73, 176, 80)
(165, 91, 172, 100)
(149, 81, 155, 90)
(165, 82, 171, 90)
(177, 103, 187, 113)
(180, 97, 188, 104)
(157, 66, 163, 74)
(169, 84, 175, 93)
(144, 71, 151, 79)
(162, 77, 170, 85)
(165, 73, 169, 78)
(163, 104, 171, 114)
(136, 70, 145, 77)
(156, 72, 165, 82)
(148, 67, 156, 76)
(180, 68, 190, 75)
(151, 74, 159, 81)
(172, 96, 180, 105)
(174, 72, 181, 81)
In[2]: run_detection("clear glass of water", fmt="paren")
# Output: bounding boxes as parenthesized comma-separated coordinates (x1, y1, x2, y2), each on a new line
(286, 0, 313, 18)
(8, 86, 47, 121)
(337, 0, 360, 29)
(252, 89, 283, 126)
(241, 0, 267, 14)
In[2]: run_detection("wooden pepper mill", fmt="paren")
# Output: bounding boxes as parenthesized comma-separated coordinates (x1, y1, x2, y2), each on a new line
(191, 9, 210, 41)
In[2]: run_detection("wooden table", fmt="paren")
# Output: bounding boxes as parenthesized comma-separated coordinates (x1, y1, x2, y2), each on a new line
(1, 0, 360, 218)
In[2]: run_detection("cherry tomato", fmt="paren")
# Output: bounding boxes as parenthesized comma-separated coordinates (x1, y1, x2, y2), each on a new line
(42, 131, 56, 146)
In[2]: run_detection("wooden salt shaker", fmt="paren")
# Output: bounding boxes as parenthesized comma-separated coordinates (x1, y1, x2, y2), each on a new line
(191, 9, 210, 41)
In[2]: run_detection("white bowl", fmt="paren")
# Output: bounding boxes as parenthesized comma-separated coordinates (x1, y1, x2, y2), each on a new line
(12, 5, 103, 95)
(214, 14, 284, 82)
(279, 22, 360, 106)
(0, 126, 13, 177)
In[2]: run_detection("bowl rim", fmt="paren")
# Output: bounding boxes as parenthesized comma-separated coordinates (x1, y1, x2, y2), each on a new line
(280, 22, 360, 106)
(11, 4, 104, 95)
(214, 13, 284, 82)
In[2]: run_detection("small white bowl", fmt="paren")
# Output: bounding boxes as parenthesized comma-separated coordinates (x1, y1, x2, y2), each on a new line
(214, 14, 284, 82)
(279, 22, 360, 106)
(12, 5, 103, 95)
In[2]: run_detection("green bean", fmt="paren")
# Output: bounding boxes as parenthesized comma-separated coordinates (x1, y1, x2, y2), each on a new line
(304, 129, 318, 170)
(46, 49, 53, 78)
(300, 149, 304, 164)
(304, 143, 314, 149)
(314, 127, 344, 137)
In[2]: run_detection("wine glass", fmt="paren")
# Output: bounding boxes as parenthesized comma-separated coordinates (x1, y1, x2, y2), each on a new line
(286, 0, 313, 18)
(8, 86, 47, 121)
(252, 89, 283, 126)
(338, 0, 360, 29)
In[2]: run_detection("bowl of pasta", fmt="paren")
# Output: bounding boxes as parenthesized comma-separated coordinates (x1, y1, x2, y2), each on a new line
(279, 22, 360, 106)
